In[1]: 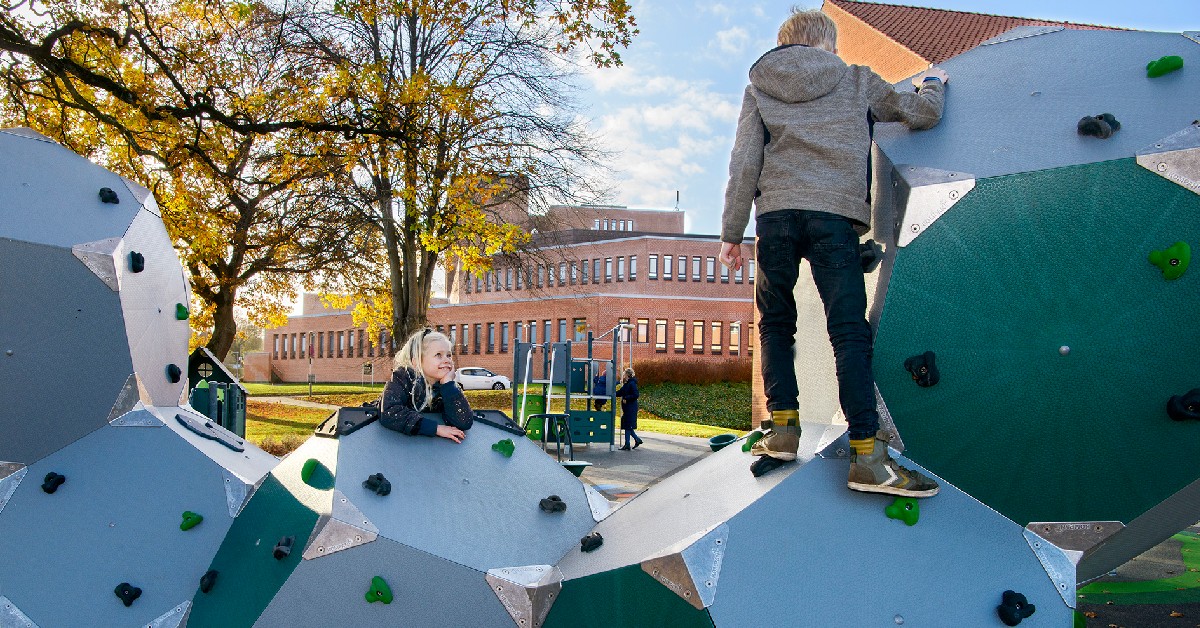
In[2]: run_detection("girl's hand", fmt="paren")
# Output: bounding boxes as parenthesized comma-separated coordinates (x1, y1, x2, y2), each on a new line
(436, 424, 465, 443)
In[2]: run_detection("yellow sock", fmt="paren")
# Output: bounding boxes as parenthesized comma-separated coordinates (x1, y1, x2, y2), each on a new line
(770, 409, 799, 427)
(850, 437, 874, 456)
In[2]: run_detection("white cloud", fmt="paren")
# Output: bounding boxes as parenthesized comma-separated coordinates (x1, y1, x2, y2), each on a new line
(714, 26, 750, 55)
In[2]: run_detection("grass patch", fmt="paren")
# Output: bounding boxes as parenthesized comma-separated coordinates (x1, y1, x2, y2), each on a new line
(245, 400, 333, 456)
(1077, 530, 1200, 605)
(243, 383, 385, 397)
(639, 382, 752, 431)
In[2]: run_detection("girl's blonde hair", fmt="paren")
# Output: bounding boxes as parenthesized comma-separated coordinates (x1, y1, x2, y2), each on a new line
(621, 367, 635, 385)
(777, 7, 837, 50)
(394, 328, 452, 410)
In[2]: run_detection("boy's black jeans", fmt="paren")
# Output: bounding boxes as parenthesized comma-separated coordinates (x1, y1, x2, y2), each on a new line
(755, 209, 879, 441)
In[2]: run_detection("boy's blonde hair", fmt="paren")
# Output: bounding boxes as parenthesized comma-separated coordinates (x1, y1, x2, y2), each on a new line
(394, 328, 452, 410)
(777, 7, 837, 50)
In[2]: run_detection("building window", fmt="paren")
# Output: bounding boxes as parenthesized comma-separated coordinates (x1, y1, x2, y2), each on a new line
(678, 255, 687, 281)
(338, 331, 345, 357)
(487, 322, 495, 353)
(663, 255, 673, 281)
(516, 267, 523, 290)
(706, 257, 716, 282)
(616, 256, 625, 281)
(721, 263, 730, 283)
(495, 269, 503, 292)
(573, 318, 587, 341)
(605, 258, 613, 282)
(537, 264, 545, 288)
(569, 262, 577, 285)
(485, 272, 492, 292)
(529, 320, 537, 344)
(628, 220, 634, 231)
(692, 256, 701, 281)
(357, 329, 364, 357)
(348, 330, 356, 358)
(592, 259, 601, 284)
(629, 255, 637, 281)
(648, 254, 659, 279)
(618, 317, 630, 341)
(711, 321, 723, 353)
(447, 327, 456, 350)
(730, 321, 741, 355)
(465, 272, 472, 293)
(558, 262, 567, 286)
(603, 219, 610, 230)
(735, 265, 743, 283)
(692, 320, 704, 353)
(505, 268, 512, 290)
(475, 274, 483, 293)
(593, 218, 600, 230)
(460, 324, 469, 353)
(673, 320, 686, 352)
(544, 320, 552, 344)
(317, 332, 325, 358)
(328, 331, 335, 357)
(501, 322, 509, 352)
(636, 318, 649, 343)
(655, 319, 667, 352)
(558, 319, 567, 342)
(516, 321, 524, 343)
(474, 323, 482, 354)
(272, 334, 279, 359)
(749, 260, 756, 282)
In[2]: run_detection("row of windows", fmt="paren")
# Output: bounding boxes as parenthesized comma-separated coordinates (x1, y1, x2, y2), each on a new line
(592, 218, 635, 231)
(272, 329, 391, 360)
(432, 318, 752, 357)
(464, 254, 758, 294)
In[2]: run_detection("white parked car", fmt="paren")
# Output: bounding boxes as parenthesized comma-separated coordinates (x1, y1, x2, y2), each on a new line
(455, 367, 511, 390)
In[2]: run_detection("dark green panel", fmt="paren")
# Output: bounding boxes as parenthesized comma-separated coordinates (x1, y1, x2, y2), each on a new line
(544, 566, 714, 628)
(875, 158, 1200, 525)
(187, 475, 321, 627)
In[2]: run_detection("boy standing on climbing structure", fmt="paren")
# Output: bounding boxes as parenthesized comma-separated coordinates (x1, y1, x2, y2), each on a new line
(719, 8, 946, 496)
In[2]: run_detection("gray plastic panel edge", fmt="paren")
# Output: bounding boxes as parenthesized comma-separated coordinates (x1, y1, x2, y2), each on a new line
(146, 601, 190, 628)
(0, 595, 39, 628)
(640, 523, 728, 610)
(0, 126, 55, 143)
(109, 407, 162, 427)
(0, 464, 28, 516)
(222, 468, 255, 518)
(584, 483, 615, 522)
(302, 490, 380, 560)
(1023, 528, 1078, 608)
(485, 565, 563, 628)
(106, 374, 143, 423)
(70, 237, 121, 291)
(1078, 475, 1200, 583)
(1185, 31, 1200, 45)
(1136, 122, 1200, 195)
(120, 176, 155, 211)
(893, 165, 976, 247)
(980, 25, 1063, 47)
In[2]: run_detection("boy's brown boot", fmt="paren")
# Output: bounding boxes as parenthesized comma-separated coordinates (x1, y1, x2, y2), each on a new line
(847, 431, 939, 498)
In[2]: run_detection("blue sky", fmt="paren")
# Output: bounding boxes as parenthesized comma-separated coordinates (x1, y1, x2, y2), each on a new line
(576, 0, 1198, 236)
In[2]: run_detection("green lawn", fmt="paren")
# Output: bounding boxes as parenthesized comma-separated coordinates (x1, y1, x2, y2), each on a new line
(242, 382, 385, 396)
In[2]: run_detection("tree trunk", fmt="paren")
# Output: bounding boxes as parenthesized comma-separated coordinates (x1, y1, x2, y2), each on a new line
(206, 289, 238, 360)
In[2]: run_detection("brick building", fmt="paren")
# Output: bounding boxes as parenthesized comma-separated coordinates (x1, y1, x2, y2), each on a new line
(243, 205, 756, 383)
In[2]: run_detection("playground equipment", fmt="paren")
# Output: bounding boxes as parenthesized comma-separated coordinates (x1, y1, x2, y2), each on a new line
(188, 348, 248, 438)
(512, 323, 631, 457)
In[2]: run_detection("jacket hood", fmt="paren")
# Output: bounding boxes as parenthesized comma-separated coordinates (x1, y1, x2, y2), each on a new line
(749, 45, 847, 103)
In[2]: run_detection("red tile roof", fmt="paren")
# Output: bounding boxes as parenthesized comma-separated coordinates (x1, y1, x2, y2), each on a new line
(827, 0, 1124, 63)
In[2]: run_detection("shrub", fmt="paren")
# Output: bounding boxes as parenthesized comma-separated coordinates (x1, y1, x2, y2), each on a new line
(632, 357, 751, 386)
(256, 434, 307, 457)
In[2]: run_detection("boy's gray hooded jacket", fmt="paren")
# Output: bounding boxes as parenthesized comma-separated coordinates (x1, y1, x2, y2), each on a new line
(721, 45, 944, 242)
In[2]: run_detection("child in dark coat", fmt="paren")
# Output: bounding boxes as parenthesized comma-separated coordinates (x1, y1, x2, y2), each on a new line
(616, 368, 642, 450)
(380, 329, 473, 443)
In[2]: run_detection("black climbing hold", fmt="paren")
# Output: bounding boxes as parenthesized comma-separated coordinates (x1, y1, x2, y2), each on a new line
(273, 536, 295, 560)
(199, 569, 218, 593)
(363, 473, 391, 496)
(859, 239, 883, 273)
(114, 582, 142, 607)
(996, 590, 1036, 626)
(539, 495, 567, 513)
(1077, 113, 1120, 139)
(41, 472, 66, 494)
(98, 187, 120, 204)
(581, 532, 604, 553)
(1168, 389, 1200, 421)
(750, 455, 788, 477)
(129, 251, 145, 273)
(904, 351, 939, 387)
(166, 363, 182, 383)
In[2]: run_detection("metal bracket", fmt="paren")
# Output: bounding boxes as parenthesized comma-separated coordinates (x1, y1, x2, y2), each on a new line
(146, 601, 190, 628)
(107, 374, 143, 423)
(71, 237, 121, 291)
(221, 468, 256, 518)
(485, 565, 564, 628)
(893, 166, 976, 247)
(302, 490, 379, 560)
(817, 432, 851, 459)
(981, 25, 1063, 46)
(176, 413, 245, 452)
(1137, 122, 1200, 195)
(0, 595, 38, 628)
(875, 384, 904, 454)
(0, 463, 28, 516)
(1184, 31, 1200, 45)
(583, 484, 614, 522)
(109, 408, 161, 428)
(1023, 524, 1107, 608)
(640, 523, 728, 610)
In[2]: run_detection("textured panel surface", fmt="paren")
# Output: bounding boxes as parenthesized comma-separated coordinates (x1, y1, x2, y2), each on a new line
(334, 420, 596, 572)
(0, 239, 133, 464)
(0, 130, 141, 248)
(874, 160, 1200, 525)
(708, 458, 1073, 627)
(544, 565, 715, 628)
(0, 425, 234, 628)
(148, 406, 276, 485)
(256, 537, 511, 628)
(874, 29, 1200, 179)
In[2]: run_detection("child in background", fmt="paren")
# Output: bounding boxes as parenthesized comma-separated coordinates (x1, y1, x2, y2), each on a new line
(616, 367, 643, 450)
(380, 328, 473, 442)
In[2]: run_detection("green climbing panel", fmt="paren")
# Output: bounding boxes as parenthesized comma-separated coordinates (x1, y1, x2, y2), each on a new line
(875, 158, 1200, 525)
(543, 566, 715, 628)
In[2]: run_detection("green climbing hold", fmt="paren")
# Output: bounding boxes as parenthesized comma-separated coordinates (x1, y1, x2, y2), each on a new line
(1146, 55, 1184, 78)
(885, 497, 920, 526)
(492, 438, 515, 457)
(175, 303, 189, 320)
(301, 458, 319, 483)
(1148, 241, 1190, 280)
(180, 511, 204, 531)
(742, 430, 765, 452)
(365, 576, 393, 604)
